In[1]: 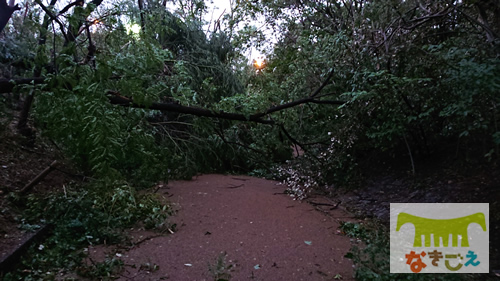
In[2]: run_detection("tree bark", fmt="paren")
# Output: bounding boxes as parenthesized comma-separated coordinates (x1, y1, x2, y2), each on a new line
(137, 0, 146, 31)
(106, 91, 344, 125)
(107, 91, 275, 125)
(4, 76, 345, 126)
(17, 0, 104, 136)
(17, 0, 58, 136)
(19, 161, 58, 194)
(0, 78, 45, 93)
(0, 0, 21, 34)
(65, 0, 103, 45)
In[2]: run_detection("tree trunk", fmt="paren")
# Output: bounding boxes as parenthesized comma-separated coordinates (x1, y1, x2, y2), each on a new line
(16, 0, 57, 136)
(0, 0, 21, 34)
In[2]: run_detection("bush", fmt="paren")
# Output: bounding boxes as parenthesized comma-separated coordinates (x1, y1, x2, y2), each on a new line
(6, 180, 172, 280)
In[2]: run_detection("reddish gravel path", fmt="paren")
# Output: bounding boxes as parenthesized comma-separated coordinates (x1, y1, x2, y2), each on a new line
(103, 174, 355, 280)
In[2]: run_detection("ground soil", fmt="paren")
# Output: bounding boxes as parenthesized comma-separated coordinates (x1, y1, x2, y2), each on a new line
(0, 122, 78, 269)
(87, 174, 356, 281)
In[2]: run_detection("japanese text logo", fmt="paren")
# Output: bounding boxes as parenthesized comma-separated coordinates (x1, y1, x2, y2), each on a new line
(390, 203, 489, 273)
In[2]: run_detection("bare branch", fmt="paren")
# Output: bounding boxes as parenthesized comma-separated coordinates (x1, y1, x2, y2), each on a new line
(57, 0, 83, 15)
(66, 0, 104, 44)
(457, 7, 499, 42)
(33, 0, 68, 42)
(310, 68, 335, 98)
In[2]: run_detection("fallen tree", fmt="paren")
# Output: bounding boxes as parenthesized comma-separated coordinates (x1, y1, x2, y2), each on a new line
(0, 78, 45, 93)
(2, 72, 345, 126)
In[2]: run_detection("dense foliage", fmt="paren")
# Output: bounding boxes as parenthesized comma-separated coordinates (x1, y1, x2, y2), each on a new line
(250, 0, 500, 193)
(2, 0, 495, 187)
(0, 0, 498, 279)
(5, 179, 171, 280)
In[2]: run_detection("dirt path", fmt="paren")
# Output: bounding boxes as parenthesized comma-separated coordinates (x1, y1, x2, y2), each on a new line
(98, 174, 355, 280)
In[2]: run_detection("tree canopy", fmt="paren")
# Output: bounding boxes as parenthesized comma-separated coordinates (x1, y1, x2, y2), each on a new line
(0, 0, 498, 185)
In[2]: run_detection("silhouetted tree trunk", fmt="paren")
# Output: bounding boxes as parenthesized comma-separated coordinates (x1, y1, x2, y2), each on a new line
(17, 0, 57, 137)
(0, 0, 21, 34)
(138, 0, 146, 31)
(17, 0, 103, 136)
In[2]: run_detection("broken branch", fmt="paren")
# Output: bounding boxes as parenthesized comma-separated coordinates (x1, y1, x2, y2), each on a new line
(19, 160, 58, 194)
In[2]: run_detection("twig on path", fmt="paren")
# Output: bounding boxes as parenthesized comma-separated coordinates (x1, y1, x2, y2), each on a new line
(231, 177, 249, 181)
(125, 234, 166, 250)
(273, 192, 288, 195)
(314, 206, 335, 216)
(309, 202, 335, 207)
(330, 201, 342, 210)
(226, 184, 244, 189)
(309, 201, 342, 210)
(19, 160, 58, 194)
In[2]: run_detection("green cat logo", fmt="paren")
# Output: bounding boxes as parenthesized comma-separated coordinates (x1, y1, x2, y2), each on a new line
(396, 212, 487, 247)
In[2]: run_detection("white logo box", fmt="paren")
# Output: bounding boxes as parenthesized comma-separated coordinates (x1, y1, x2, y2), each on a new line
(390, 203, 489, 273)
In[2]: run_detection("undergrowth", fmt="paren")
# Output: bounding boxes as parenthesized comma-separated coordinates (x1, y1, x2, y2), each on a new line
(208, 252, 234, 281)
(274, 124, 362, 200)
(340, 221, 471, 281)
(3, 180, 172, 280)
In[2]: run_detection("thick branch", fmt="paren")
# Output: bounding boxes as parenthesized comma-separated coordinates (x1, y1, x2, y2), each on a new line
(107, 92, 275, 125)
(17, 0, 58, 135)
(0, 77, 45, 93)
(1, 77, 345, 123)
(66, 0, 103, 44)
(253, 97, 344, 119)
(107, 90, 344, 125)
(457, 7, 499, 43)
(375, 6, 451, 49)
(279, 124, 304, 150)
(58, 0, 83, 15)
(83, 22, 96, 66)
(0, 0, 21, 34)
(33, 0, 68, 42)
(137, 0, 146, 31)
(251, 68, 340, 118)
(310, 68, 335, 98)
(19, 161, 58, 194)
